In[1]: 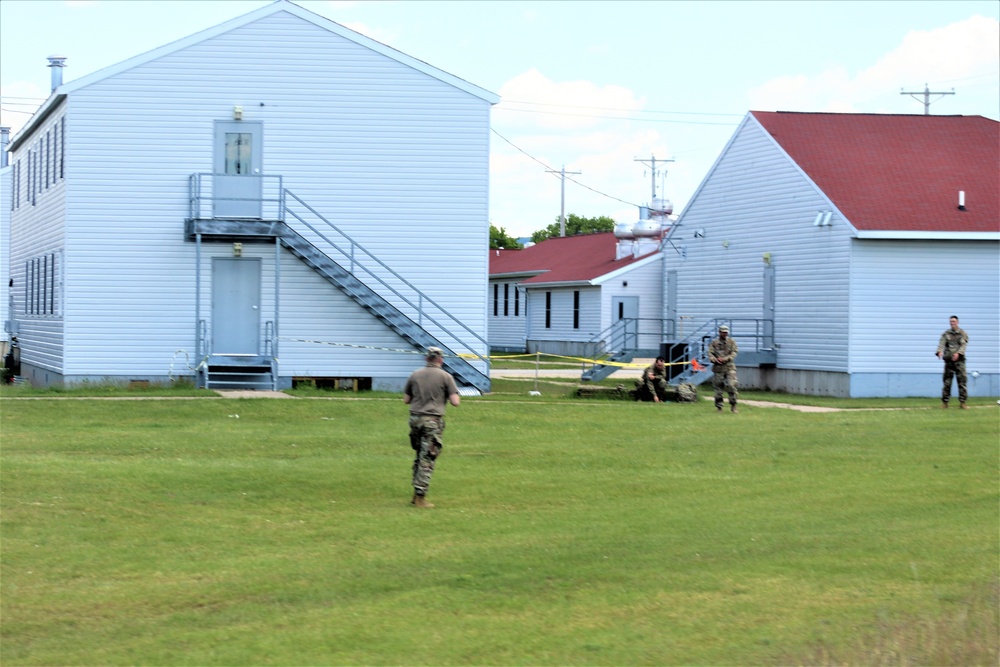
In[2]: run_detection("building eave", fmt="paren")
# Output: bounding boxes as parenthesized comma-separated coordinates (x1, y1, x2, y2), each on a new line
(9, 95, 67, 151)
(854, 231, 1000, 240)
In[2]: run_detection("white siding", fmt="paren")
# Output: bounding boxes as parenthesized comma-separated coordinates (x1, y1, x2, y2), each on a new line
(488, 278, 527, 350)
(7, 108, 68, 374)
(848, 239, 999, 396)
(526, 286, 601, 348)
(670, 118, 852, 372)
(1, 166, 9, 342)
(597, 256, 664, 349)
(25, 11, 490, 382)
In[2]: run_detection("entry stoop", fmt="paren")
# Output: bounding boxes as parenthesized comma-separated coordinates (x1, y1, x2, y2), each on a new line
(204, 355, 274, 390)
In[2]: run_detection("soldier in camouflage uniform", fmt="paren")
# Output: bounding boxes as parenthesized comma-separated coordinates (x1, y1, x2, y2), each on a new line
(635, 356, 670, 403)
(936, 315, 969, 409)
(709, 325, 739, 413)
(403, 347, 460, 508)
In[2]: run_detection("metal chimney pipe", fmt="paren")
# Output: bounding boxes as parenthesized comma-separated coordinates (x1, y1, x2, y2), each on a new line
(47, 55, 67, 91)
(0, 127, 9, 168)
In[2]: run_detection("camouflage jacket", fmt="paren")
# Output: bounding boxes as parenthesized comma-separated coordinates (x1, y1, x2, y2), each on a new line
(642, 363, 670, 387)
(936, 328, 968, 359)
(708, 337, 739, 371)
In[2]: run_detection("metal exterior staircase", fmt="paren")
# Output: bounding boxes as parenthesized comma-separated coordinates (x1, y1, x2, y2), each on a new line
(580, 317, 776, 387)
(277, 222, 490, 393)
(581, 317, 673, 383)
(203, 355, 275, 390)
(667, 319, 777, 387)
(185, 175, 490, 393)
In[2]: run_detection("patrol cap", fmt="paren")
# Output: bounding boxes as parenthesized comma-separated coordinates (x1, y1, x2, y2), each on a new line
(425, 346, 444, 359)
(718, 325, 729, 333)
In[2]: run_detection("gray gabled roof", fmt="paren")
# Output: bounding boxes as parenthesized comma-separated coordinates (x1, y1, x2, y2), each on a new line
(12, 0, 498, 149)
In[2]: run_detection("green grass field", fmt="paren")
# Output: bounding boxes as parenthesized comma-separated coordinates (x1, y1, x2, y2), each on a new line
(1, 388, 997, 665)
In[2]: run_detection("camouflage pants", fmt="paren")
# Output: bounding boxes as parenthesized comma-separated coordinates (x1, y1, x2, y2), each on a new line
(713, 369, 738, 408)
(942, 358, 967, 404)
(409, 415, 444, 496)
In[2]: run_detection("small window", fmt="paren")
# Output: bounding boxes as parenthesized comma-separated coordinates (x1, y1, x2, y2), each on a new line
(545, 291, 552, 329)
(24, 253, 59, 316)
(573, 290, 580, 329)
(224, 132, 253, 175)
(493, 283, 499, 316)
(503, 283, 509, 316)
(514, 286, 520, 316)
(60, 116, 65, 179)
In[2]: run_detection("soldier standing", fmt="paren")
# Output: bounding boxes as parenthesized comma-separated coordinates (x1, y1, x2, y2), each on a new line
(936, 315, 969, 409)
(403, 347, 460, 508)
(709, 325, 739, 413)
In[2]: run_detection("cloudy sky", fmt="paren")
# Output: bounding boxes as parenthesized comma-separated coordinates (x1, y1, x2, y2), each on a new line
(2, 0, 997, 238)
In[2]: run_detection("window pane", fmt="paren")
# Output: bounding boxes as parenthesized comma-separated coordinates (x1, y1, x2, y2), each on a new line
(224, 133, 252, 175)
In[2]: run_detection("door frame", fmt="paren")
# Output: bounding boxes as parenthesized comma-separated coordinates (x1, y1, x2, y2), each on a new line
(211, 257, 262, 355)
(213, 120, 263, 218)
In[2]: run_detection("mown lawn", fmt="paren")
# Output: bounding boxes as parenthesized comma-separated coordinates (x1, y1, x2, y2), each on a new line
(1, 392, 997, 665)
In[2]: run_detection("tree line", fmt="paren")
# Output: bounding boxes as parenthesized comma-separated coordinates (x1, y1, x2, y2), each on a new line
(489, 214, 617, 249)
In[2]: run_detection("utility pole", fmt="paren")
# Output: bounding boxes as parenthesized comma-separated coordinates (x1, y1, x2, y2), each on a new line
(900, 83, 955, 115)
(634, 154, 674, 201)
(545, 164, 581, 237)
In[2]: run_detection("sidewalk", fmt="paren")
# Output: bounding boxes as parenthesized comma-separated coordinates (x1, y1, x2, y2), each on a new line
(490, 359, 654, 381)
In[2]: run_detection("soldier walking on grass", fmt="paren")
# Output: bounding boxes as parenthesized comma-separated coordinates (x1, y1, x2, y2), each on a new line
(709, 325, 739, 413)
(936, 315, 969, 409)
(403, 347, 460, 508)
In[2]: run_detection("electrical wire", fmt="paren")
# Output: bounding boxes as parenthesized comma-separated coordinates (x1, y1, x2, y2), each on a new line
(491, 127, 639, 208)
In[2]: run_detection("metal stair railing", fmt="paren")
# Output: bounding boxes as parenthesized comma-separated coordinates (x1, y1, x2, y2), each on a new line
(668, 318, 775, 386)
(281, 190, 490, 391)
(580, 318, 675, 382)
(188, 173, 285, 221)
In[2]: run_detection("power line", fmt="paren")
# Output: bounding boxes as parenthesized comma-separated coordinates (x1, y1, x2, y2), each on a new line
(0, 106, 35, 116)
(499, 99, 743, 118)
(491, 128, 639, 208)
(495, 105, 740, 126)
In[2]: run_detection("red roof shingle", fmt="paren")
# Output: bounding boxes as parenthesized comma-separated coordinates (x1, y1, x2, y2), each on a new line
(489, 233, 656, 284)
(751, 112, 999, 233)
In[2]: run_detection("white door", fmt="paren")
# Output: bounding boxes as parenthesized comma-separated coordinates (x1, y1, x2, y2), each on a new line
(212, 258, 261, 355)
(610, 296, 639, 352)
(213, 121, 263, 218)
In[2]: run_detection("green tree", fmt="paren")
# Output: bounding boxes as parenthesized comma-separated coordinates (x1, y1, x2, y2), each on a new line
(490, 224, 522, 250)
(530, 214, 616, 244)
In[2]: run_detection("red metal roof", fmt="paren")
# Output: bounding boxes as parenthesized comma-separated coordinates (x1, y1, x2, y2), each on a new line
(751, 112, 999, 233)
(489, 233, 656, 284)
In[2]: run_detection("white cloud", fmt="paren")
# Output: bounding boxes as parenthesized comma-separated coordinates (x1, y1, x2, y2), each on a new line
(490, 70, 675, 236)
(496, 68, 646, 130)
(748, 15, 1000, 115)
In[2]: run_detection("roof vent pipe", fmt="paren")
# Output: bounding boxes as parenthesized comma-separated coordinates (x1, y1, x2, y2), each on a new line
(957, 190, 966, 211)
(0, 127, 10, 168)
(47, 55, 67, 91)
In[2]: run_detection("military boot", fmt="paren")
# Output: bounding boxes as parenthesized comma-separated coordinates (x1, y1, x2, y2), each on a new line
(960, 402, 969, 410)
(411, 494, 435, 509)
